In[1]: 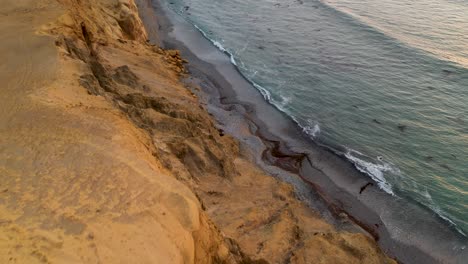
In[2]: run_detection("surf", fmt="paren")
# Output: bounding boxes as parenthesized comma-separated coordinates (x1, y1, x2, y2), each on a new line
(163, 0, 468, 237)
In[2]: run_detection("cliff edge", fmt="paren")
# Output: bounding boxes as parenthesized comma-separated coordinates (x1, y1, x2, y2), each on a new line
(0, 0, 395, 263)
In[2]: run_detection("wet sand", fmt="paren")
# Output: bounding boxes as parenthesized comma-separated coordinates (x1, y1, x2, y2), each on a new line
(146, 0, 468, 263)
(0, 0, 399, 263)
(1, 0, 464, 262)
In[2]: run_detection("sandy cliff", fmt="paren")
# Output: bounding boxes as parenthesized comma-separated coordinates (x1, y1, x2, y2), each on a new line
(0, 0, 395, 263)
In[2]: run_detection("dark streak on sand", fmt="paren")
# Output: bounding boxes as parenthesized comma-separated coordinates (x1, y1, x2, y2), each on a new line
(136, 1, 468, 263)
(360, 183, 374, 194)
(255, 131, 382, 242)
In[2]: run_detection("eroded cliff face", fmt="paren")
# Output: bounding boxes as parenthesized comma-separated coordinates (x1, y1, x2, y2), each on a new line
(1, 0, 245, 263)
(0, 0, 395, 263)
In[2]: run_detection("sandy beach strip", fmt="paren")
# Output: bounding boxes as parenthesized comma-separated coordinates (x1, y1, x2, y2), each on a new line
(145, 0, 468, 263)
(0, 0, 430, 263)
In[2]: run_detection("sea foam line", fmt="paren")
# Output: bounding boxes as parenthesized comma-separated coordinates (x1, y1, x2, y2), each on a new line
(187, 15, 468, 236)
(344, 149, 396, 195)
(419, 188, 467, 237)
(191, 21, 400, 195)
(193, 24, 238, 66)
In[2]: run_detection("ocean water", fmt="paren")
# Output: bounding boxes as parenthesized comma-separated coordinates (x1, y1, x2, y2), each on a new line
(162, 0, 468, 234)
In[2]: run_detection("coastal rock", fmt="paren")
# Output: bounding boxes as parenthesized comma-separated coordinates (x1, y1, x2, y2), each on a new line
(0, 0, 396, 263)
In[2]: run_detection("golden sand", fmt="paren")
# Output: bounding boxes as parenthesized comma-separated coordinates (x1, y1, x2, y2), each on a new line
(0, 0, 396, 263)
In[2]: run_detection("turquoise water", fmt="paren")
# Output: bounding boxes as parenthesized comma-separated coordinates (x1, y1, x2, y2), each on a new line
(163, 0, 468, 234)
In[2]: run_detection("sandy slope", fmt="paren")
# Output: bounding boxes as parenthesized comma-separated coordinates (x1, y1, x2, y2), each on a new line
(0, 0, 395, 263)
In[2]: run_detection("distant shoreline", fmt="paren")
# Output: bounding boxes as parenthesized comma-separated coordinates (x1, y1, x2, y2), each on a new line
(141, 0, 468, 263)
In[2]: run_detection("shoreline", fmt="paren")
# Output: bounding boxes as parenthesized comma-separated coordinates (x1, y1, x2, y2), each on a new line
(2, 0, 400, 262)
(145, 0, 468, 263)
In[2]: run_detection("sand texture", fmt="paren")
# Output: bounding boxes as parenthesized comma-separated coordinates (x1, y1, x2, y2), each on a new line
(0, 0, 395, 263)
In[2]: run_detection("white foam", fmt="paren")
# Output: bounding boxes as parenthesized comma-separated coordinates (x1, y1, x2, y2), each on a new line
(430, 204, 466, 236)
(191, 20, 463, 233)
(422, 188, 432, 200)
(252, 82, 272, 101)
(250, 70, 258, 78)
(344, 149, 396, 195)
(212, 40, 226, 52)
(250, 82, 323, 140)
(302, 119, 321, 138)
(278, 94, 291, 106)
(193, 24, 238, 66)
(193, 23, 301, 128)
(417, 188, 467, 236)
(194, 20, 392, 196)
(178, 5, 468, 238)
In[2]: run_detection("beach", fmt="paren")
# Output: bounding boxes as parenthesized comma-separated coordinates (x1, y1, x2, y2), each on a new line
(0, 0, 464, 263)
(147, 0, 468, 263)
